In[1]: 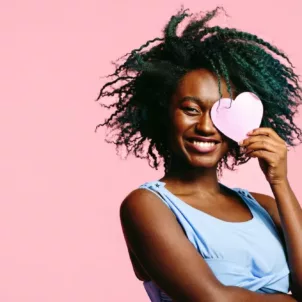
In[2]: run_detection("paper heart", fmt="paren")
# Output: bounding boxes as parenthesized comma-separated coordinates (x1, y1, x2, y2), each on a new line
(210, 92, 264, 143)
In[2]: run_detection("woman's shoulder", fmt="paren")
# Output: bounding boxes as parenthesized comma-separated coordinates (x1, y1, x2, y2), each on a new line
(120, 183, 172, 222)
(250, 191, 280, 217)
(120, 186, 155, 212)
(122, 180, 162, 202)
(247, 191, 277, 216)
(230, 185, 276, 214)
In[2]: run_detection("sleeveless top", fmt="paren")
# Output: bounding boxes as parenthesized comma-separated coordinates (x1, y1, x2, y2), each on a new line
(138, 180, 290, 302)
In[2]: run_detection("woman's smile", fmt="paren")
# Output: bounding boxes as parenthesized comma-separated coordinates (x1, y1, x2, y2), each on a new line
(185, 139, 220, 154)
(185, 136, 221, 154)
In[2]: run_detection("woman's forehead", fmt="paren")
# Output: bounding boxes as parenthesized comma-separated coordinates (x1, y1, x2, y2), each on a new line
(175, 69, 233, 102)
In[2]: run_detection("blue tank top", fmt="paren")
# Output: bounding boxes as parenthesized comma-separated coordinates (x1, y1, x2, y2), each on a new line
(138, 180, 290, 302)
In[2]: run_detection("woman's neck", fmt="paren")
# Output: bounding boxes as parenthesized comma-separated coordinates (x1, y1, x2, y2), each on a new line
(161, 163, 221, 195)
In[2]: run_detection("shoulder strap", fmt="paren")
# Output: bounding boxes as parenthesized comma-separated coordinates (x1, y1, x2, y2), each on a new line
(138, 182, 172, 210)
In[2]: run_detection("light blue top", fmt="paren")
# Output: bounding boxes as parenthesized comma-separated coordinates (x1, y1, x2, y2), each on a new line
(138, 180, 290, 302)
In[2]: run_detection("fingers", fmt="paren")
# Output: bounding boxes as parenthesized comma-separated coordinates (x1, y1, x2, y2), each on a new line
(245, 149, 278, 164)
(238, 128, 287, 161)
(239, 135, 279, 149)
(247, 127, 284, 143)
(244, 140, 276, 155)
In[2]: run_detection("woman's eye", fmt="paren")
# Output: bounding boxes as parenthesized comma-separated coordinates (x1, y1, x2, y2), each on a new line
(183, 107, 199, 113)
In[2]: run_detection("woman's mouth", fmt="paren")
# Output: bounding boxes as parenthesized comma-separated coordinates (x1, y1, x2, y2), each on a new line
(186, 140, 219, 154)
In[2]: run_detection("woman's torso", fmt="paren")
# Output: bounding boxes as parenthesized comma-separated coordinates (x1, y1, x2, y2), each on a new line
(126, 180, 290, 301)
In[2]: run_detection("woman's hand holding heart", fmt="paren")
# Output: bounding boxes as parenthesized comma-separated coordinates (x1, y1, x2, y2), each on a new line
(209, 92, 288, 185)
(239, 128, 288, 186)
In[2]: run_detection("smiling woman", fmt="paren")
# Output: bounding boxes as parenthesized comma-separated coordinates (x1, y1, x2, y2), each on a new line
(166, 69, 231, 169)
(96, 7, 302, 302)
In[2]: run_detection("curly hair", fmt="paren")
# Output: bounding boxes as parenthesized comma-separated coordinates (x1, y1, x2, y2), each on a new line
(95, 7, 302, 174)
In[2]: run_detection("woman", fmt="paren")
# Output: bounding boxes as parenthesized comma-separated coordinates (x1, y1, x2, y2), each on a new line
(96, 7, 302, 301)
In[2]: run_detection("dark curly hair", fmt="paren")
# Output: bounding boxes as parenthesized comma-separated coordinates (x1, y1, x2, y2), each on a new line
(95, 7, 302, 174)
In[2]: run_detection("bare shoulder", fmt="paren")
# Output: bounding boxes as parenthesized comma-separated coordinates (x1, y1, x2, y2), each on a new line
(249, 192, 278, 219)
(119, 187, 176, 229)
(249, 191, 283, 238)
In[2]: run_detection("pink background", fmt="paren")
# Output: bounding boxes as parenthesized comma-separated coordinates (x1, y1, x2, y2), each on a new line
(1, 0, 302, 301)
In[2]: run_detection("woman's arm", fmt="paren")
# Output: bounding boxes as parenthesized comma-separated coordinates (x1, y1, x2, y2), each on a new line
(241, 127, 302, 300)
(120, 188, 297, 302)
(270, 180, 302, 300)
(223, 287, 296, 302)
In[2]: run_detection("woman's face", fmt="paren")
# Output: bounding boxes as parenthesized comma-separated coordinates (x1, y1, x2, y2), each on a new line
(167, 68, 235, 169)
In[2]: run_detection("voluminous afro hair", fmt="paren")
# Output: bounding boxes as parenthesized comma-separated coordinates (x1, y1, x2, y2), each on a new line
(95, 7, 302, 174)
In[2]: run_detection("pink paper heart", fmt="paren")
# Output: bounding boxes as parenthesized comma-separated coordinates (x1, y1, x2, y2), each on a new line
(210, 92, 264, 143)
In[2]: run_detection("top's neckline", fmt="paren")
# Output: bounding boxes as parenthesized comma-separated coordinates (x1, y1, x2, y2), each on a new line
(153, 180, 256, 226)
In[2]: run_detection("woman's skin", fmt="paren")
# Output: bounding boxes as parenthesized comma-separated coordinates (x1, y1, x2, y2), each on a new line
(120, 69, 301, 301)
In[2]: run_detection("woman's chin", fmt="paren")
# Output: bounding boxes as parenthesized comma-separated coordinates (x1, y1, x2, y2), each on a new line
(188, 157, 219, 169)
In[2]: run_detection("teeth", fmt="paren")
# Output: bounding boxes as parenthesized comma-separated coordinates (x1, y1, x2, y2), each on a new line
(193, 141, 215, 147)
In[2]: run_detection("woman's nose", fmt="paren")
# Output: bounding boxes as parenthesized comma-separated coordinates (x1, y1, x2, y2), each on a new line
(195, 112, 216, 134)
